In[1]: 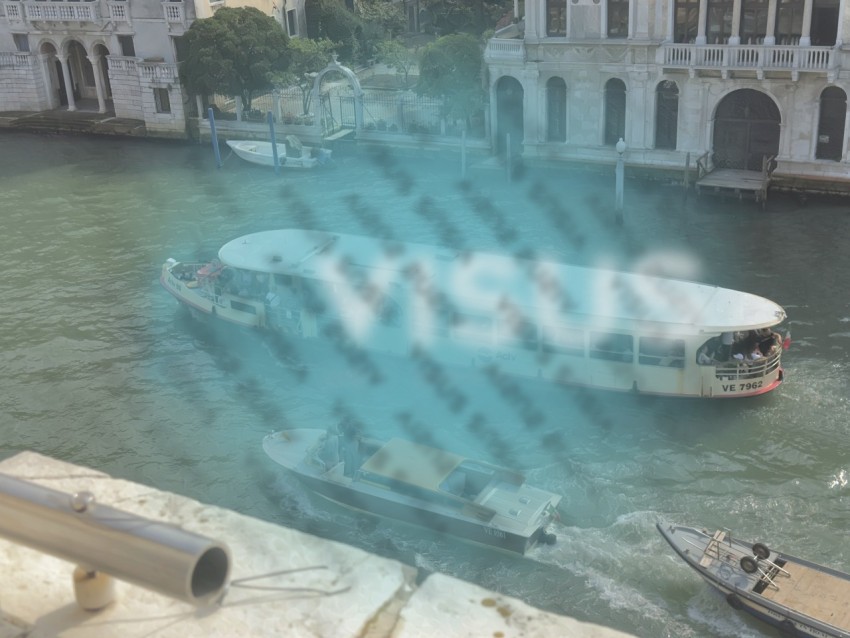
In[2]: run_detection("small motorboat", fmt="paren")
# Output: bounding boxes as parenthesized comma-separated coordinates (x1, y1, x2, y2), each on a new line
(263, 428, 562, 555)
(225, 140, 331, 169)
(657, 522, 850, 637)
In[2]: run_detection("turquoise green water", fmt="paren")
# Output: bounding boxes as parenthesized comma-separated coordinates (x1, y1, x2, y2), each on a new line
(1, 131, 849, 637)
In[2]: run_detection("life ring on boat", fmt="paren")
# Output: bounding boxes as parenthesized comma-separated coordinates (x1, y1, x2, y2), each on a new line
(752, 542, 770, 559)
(717, 564, 732, 581)
(740, 556, 758, 574)
(725, 593, 743, 610)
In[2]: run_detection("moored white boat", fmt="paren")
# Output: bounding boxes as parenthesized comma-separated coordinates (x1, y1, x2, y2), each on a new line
(263, 428, 562, 555)
(658, 522, 850, 637)
(160, 228, 789, 398)
(225, 140, 331, 169)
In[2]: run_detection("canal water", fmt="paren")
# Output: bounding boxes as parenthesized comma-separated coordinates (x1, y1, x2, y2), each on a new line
(2, 130, 849, 637)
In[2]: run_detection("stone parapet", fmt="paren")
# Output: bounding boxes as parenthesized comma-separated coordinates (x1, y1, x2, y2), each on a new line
(0, 452, 635, 638)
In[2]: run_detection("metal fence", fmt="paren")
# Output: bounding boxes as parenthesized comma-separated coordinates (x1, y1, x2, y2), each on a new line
(208, 86, 485, 139)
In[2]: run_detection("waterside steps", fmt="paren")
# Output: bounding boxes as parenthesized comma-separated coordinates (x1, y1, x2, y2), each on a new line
(695, 154, 777, 208)
(323, 127, 355, 153)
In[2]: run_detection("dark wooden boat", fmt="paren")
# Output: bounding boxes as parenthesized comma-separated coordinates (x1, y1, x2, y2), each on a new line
(263, 428, 562, 555)
(658, 522, 850, 637)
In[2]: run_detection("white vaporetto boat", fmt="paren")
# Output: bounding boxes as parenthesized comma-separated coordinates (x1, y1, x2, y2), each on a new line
(658, 523, 850, 638)
(160, 228, 789, 398)
(263, 428, 561, 555)
(225, 140, 331, 169)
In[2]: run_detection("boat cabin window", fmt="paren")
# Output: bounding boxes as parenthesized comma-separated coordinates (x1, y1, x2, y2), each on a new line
(451, 313, 493, 343)
(639, 336, 685, 368)
(439, 461, 496, 500)
(589, 332, 633, 363)
(541, 324, 585, 356)
(230, 300, 257, 315)
(273, 274, 294, 287)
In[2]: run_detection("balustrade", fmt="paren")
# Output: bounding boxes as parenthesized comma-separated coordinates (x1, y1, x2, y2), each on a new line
(661, 42, 835, 74)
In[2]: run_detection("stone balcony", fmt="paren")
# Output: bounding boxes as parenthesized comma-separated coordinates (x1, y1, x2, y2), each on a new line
(0, 451, 637, 638)
(485, 35, 839, 81)
(659, 42, 837, 80)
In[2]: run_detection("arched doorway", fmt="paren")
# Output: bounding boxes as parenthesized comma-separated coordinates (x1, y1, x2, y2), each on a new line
(39, 42, 62, 108)
(309, 56, 363, 137)
(496, 76, 523, 156)
(546, 77, 566, 142)
(655, 80, 679, 150)
(816, 86, 846, 161)
(713, 89, 780, 170)
(604, 78, 626, 146)
(93, 43, 112, 100)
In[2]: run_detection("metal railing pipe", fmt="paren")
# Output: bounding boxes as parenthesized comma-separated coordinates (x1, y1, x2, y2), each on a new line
(0, 473, 231, 608)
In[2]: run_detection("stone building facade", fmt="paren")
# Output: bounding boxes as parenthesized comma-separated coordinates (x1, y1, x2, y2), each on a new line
(484, 0, 850, 186)
(0, 0, 306, 137)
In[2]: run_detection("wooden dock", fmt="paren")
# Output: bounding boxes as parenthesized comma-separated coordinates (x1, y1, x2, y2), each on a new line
(694, 154, 776, 208)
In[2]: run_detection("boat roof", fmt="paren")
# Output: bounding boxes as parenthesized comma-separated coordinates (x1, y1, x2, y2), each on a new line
(217, 229, 786, 332)
(359, 438, 465, 492)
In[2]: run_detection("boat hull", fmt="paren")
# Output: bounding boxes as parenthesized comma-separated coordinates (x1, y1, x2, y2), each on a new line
(225, 140, 329, 169)
(160, 228, 788, 399)
(263, 430, 560, 556)
(658, 523, 850, 638)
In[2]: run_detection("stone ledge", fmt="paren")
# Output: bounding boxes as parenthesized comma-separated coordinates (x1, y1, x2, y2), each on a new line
(0, 452, 634, 638)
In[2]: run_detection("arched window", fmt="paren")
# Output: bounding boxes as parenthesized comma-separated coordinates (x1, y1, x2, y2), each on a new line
(816, 86, 846, 161)
(604, 79, 626, 146)
(547, 77, 567, 142)
(655, 81, 679, 150)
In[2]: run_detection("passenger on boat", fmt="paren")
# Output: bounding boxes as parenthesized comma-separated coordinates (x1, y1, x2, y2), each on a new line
(340, 417, 362, 478)
(317, 424, 340, 470)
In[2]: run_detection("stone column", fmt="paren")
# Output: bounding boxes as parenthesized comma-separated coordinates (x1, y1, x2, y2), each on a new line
(799, 0, 813, 45)
(764, 0, 778, 44)
(601, 0, 608, 39)
(57, 54, 76, 111)
(696, 0, 708, 44)
(88, 55, 107, 113)
(729, 0, 743, 44)
(521, 69, 541, 145)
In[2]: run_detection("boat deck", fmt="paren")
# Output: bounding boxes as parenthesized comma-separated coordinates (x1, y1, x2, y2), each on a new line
(761, 559, 850, 630)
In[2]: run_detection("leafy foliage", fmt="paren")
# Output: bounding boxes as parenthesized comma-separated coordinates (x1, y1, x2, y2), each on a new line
(356, 0, 406, 39)
(274, 37, 337, 115)
(416, 33, 484, 122)
(420, 0, 513, 35)
(305, 0, 361, 63)
(179, 7, 289, 111)
(375, 40, 418, 89)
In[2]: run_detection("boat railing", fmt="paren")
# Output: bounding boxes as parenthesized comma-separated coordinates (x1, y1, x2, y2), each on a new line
(714, 349, 781, 381)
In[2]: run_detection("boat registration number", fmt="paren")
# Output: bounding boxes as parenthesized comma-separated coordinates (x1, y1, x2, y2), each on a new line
(484, 527, 506, 539)
(721, 381, 763, 393)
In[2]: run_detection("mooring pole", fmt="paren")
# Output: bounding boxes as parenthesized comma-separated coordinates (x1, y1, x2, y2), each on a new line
(506, 133, 512, 183)
(461, 128, 467, 178)
(268, 111, 280, 175)
(208, 107, 222, 169)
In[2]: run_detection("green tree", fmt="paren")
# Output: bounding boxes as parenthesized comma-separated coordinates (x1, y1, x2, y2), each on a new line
(356, 0, 406, 39)
(421, 0, 513, 35)
(179, 7, 290, 112)
(416, 33, 484, 124)
(305, 0, 361, 63)
(375, 40, 418, 89)
(275, 37, 336, 115)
